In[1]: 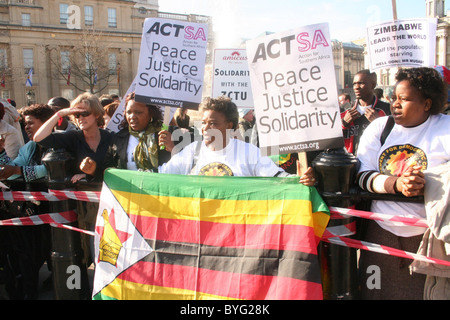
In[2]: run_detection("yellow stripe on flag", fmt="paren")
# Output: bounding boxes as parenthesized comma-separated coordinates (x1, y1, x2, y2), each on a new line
(101, 278, 240, 300)
(112, 190, 330, 238)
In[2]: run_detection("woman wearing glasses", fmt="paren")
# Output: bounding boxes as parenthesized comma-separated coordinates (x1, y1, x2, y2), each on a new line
(34, 92, 113, 182)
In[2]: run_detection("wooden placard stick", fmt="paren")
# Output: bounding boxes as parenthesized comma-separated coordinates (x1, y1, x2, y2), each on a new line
(392, 0, 398, 21)
(297, 152, 308, 177)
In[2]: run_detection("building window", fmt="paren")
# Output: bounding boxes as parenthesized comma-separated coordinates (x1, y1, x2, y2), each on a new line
(1, 91, 10, 100)
(61, 51, 70, 74)
(22, 13, 31, 26)
(344, 71, 352, 88)
(0, 48, 7, 70)
(85, 6, 93, 26)
(23, 48, 33, 74)
(108, 8, 117, 28)
(60, 4, 69, 25)
(109, 53, 117, 75)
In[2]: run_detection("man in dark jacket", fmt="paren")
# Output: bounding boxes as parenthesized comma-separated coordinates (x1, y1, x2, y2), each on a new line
(341, 69, 391, 155)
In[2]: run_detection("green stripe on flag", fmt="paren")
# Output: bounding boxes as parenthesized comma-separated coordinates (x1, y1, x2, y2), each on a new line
(103, 168, 329, 216)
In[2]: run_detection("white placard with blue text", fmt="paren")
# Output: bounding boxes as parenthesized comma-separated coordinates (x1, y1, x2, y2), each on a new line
(135, 18, 208, 110)
(246, 23, 344, 156)
(366, 18, 437, 71)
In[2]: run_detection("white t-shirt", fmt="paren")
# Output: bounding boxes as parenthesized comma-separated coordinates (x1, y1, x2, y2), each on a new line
(357, 114, 450, 236)
(356, 104, 372, 115)
(159, 138, 286, 177)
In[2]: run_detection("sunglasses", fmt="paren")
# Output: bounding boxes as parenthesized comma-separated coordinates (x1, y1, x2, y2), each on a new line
(75, 111, 92, 118)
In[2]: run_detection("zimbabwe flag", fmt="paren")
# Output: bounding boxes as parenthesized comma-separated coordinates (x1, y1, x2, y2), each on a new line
(92, 169, 330, 300)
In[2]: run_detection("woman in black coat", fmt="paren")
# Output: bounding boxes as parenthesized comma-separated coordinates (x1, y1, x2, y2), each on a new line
(81, 92, 172, 175)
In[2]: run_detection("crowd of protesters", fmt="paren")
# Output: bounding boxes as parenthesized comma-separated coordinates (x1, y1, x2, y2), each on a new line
(0, 65, 449, 300)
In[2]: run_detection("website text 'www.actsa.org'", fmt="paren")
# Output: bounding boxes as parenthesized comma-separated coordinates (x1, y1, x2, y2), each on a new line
(279, 141, 320, 153)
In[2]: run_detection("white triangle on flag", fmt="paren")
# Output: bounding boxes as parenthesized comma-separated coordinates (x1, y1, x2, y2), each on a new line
(92, 182, 153, 297)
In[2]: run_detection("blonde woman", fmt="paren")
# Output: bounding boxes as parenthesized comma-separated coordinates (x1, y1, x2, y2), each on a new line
(34, 92, 113, 182)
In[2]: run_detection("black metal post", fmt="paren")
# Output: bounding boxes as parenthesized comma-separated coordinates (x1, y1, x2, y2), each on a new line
(42, 149, 89, 300)
(312, 147, 359, 300)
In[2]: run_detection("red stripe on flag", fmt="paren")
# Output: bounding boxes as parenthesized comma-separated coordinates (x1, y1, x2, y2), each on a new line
(118, 261, 323, 300)
(129, 214, 318, 254)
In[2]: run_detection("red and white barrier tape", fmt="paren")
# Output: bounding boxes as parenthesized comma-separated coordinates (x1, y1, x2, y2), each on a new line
(0, 210, 94, 236)
(49, 222, 95, 236)
(322, 235, 450, 267)
(0, 189, 100, 202)
(0, 210, 77, 226)
(324, 207, 450, 267)
(1, 190, 448, 267)
(49, 189, 100, 202)
(329, 206, 428, 228)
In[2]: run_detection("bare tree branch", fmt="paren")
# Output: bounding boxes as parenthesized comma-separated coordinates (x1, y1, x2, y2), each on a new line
(47, 27, 114, 94)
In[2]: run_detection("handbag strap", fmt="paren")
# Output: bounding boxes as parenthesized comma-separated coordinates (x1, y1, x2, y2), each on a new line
(380, 115, 395, 145)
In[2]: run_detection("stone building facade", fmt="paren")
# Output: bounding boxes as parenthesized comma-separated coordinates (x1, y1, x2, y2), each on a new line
(332, 40, 365, 97)
(0, 0, 213, 108)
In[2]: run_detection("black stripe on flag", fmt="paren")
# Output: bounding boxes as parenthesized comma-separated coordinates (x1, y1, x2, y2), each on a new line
(143, 239, 322, 284)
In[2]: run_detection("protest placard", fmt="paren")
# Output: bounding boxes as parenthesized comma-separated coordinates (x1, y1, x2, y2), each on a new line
(106, 76, 175, 133)
(246, 23, 344, 156)
(135, 18, 208, 110)
(212, 49, 254, 108)
(105, 76, 137, 132)
(366, 18, 437, 71)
